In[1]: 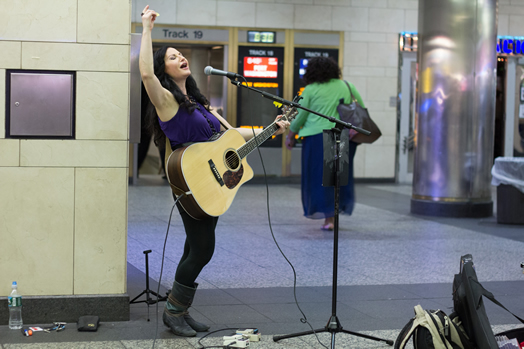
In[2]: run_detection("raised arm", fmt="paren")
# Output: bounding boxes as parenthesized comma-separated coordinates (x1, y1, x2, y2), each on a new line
(139, 5, 178, 119)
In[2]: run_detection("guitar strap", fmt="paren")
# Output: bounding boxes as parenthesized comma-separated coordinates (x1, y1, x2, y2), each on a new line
(218, 118, 230, 130)
(164, 137, 189, 198)
(164, 136, 172, 167)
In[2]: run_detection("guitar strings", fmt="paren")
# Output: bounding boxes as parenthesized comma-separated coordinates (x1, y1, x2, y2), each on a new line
(225, 153, 238, 169)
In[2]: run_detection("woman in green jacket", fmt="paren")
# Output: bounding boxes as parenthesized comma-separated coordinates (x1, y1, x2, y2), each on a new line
(285, 57, 365, 231)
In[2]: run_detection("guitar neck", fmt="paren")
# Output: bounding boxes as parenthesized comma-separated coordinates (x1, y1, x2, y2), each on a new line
(238, 122, 280, 159)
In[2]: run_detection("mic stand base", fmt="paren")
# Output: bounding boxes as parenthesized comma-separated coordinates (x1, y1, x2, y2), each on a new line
(273, 315, 394, 348)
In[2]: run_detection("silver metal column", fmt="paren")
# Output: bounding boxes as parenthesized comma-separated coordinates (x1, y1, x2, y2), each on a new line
(504, 57, 517, 157)
(411, 0, 497, 217)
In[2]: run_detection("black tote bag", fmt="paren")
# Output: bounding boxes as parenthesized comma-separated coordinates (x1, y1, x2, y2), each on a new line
(337, 80, 381, 144)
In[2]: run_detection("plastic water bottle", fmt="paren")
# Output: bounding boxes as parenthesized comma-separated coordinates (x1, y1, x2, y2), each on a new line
(8, 281, 23, 330)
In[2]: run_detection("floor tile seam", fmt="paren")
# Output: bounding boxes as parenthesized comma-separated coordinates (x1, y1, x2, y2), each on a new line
(337, 296, 452, 304)
(357, 199, 524, 245)
(219, 288, 280, 309)
(185, 283, 524, 299)
(416, 217, 524, 239)
(190, 285, 452, 306)
(240, 302, 288, 324)
(356, 186, 522, 243)
(215, 238, 339, 269)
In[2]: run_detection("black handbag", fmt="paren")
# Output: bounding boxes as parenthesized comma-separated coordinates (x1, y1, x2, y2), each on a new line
(337, 80, 381, 144)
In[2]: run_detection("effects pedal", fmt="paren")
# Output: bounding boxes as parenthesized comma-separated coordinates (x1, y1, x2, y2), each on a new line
(223, 334, 250, 348)
(236, 328, 261, 342)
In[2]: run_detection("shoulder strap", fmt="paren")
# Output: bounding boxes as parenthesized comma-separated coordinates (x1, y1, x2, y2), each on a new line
(343, 80, 356, 103)
(164, 136, 173, 169)
(394, 317, 417, 349)
(207, 105, 230, 130)
(218, 118, 230, 130)
(395, 305, 433, 349)
(471, 278, 524, 324)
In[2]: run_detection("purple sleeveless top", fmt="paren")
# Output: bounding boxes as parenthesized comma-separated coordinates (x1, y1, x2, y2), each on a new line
(159, 101, 221, 149)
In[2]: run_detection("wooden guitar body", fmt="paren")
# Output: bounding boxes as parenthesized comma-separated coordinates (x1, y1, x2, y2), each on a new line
(166, 129, 254, 220)
(165, 98, 299, 220)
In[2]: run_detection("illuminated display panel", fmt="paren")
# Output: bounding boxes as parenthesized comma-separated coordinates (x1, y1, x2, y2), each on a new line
(299, 58, 309, 78)
(247, 31, 276, 44)
(243, 57, 278, 78)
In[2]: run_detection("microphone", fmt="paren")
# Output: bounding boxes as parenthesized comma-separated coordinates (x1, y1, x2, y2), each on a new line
(204, 66, 241, 80)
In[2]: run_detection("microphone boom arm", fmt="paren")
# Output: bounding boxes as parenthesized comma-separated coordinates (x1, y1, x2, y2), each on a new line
(230, 80, 370, 136)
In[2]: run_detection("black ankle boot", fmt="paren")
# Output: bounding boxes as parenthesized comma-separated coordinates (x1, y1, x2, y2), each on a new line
(163, 281, 198, 337)
(184, 283, 210, 332)
(162, 309, 196, 337)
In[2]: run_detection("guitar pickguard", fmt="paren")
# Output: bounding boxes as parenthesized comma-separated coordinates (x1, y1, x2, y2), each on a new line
(223, 165, 244, 189)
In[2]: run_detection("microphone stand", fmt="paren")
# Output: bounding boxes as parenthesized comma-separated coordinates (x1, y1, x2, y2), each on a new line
(230, 79, 393, 348)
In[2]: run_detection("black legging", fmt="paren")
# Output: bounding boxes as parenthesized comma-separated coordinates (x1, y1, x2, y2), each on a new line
(173, 201, 218, 287)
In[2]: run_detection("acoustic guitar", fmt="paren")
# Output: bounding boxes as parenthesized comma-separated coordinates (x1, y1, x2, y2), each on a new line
(166, 102, 299, 220)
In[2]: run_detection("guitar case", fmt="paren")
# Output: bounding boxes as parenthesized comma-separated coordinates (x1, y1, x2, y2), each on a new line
(452, 254, 524, 349)
(452, 255, 498, 349)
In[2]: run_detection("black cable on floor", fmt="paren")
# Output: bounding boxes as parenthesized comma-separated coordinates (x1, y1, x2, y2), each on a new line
(254, 137, 328, 349)
(242, 77, 328, 349)
(197, 327, 240, 348)
(151, 196, 180, 349)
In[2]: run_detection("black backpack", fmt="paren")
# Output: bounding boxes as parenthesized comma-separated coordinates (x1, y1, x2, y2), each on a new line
(394, 305, 474, 349)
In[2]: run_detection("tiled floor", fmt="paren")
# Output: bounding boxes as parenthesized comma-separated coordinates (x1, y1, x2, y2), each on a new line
(1, 177, 523, 348)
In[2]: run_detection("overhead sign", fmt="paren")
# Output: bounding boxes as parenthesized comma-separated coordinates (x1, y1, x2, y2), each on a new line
(135, 26, 229, 42)
(497, 36, 524, 55)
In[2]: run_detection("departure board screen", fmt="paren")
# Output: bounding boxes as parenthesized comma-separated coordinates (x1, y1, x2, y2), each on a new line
(243, 57, 278, 78)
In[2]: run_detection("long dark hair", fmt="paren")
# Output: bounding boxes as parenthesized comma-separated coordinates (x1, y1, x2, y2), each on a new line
(302, 56, 341, 86)
(145, 46, 210, 146)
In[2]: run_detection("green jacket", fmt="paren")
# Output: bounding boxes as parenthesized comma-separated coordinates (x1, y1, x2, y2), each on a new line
(290, 79, 365, 137)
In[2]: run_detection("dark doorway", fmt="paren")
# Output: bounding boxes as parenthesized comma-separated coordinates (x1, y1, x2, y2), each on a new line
(494, 57, 507, 161)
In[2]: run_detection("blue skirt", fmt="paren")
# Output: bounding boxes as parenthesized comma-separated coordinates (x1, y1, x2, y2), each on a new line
(301, 132, 357, 219)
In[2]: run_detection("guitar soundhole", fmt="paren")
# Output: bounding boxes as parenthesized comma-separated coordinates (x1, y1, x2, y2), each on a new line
(224, 150, 240, 171)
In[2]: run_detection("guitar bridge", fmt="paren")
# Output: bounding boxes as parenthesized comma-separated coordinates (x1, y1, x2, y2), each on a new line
(208, 159, 225, 186)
